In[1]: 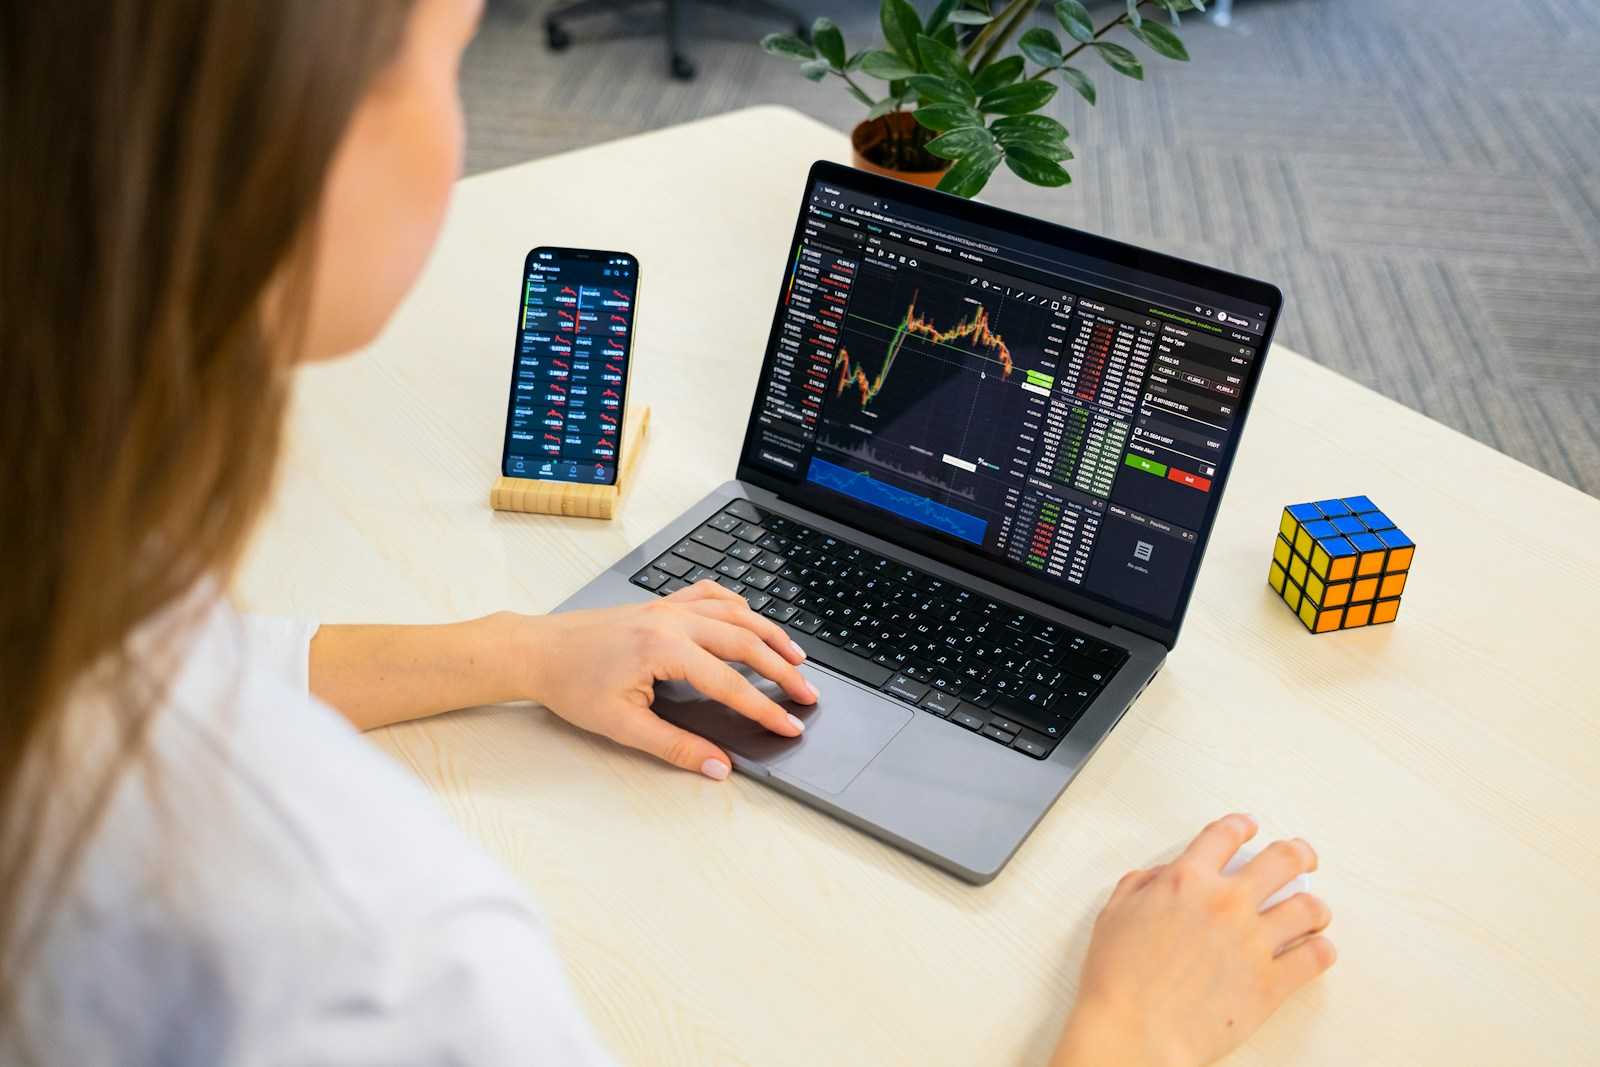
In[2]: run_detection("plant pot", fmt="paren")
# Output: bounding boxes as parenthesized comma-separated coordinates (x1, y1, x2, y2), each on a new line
(850, 112, 950, 189)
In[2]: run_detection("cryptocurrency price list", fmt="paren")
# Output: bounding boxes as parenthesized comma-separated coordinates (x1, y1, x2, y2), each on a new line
(505, 255, 634, 484)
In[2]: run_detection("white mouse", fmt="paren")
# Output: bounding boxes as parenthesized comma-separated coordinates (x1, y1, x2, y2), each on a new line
(1222, 840, 1313, 911)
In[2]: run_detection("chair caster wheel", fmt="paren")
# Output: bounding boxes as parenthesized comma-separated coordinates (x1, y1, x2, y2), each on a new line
(545, 20, 572, 51)
(670, 54, 695, 80)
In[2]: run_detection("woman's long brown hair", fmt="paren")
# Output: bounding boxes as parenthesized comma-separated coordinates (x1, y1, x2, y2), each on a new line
(0, 0, 417, 1037)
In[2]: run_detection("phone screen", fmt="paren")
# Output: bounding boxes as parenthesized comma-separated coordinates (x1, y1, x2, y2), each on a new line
(501, 247, 638, 485)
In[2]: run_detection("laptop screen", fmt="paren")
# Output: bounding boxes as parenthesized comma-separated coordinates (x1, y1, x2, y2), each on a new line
(738, 161, 1281, 644)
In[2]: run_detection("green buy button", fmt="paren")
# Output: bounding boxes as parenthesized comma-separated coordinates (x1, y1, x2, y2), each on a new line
(1124, 453, 1167, 477)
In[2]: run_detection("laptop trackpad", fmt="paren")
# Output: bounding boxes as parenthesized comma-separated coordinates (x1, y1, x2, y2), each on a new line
(653, 663, 911, 794)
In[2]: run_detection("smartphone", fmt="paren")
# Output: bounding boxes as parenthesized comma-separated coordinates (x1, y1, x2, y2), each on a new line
(501, 246, 639, 485)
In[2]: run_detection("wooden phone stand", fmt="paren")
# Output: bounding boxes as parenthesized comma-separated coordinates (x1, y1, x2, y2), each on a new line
(489, 405, 650, 520)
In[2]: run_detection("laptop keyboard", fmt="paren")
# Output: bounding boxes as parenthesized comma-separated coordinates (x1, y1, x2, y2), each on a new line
(628, 499, 1129, 760)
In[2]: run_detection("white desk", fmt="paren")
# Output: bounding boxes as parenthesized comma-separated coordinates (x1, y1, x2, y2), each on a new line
(237, 107, 1600, 1066)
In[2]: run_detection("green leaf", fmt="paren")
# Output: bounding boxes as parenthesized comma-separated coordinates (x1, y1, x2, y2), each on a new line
(995, 130, 1073, 160)
(925, 125, 998, 160)
(811, 17, 846, 68)
(1125, 0, 1142, 28)
(971, 55, 1025, 94)
(1132, 21, 1189, 61)
(866, 97, 899, 120)
(936, 145, 1004, 197)
(760, 33, 816, 61)
(907, 73, 976, 105)
(978, 78, 1057, 115)
(991, 113, 1069, 141)
(860, 49, 917, 79)
(935, 22, 959, 48)
(1004, 145, 1072, 186)
(845, 50, 868, 72)
(1017, 26, 1063, 68)
(947, 9, 994, 23)
(1053, 0, 1094, 43)
(800, 58, 831, 81)
(1059, 65, 1096, 104)
(1093, 40, 1143, 79)
(916, 33, 969, 81)
(925, 0, 962, 34)
(846, 81, 875, 106)
(881, 0, 924, 68)
(913, 103, 984, 132)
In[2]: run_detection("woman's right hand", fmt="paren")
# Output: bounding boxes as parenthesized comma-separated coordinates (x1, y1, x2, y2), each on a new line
(1051, 814, 1335, 1067)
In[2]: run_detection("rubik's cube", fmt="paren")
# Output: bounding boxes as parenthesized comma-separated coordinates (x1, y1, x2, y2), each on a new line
(1269, 496, 1415, 633)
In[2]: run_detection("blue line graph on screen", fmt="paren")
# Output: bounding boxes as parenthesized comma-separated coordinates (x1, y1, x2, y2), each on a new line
(805, 458, 987, 544)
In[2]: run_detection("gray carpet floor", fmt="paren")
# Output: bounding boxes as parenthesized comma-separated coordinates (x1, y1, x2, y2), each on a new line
(462, 0, 1600, 497)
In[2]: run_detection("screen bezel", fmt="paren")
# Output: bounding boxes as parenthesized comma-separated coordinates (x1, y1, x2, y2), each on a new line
(501, 246, 640, 486)
(735, 160, 1283, 649)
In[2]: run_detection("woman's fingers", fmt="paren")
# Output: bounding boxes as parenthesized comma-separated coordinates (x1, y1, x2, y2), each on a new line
(664, 578, 743, 605)
(1261, 892, 1332, 952)
(1271, 933, 1338, 994)
(1176, 813, 1259, 871)
(677, 643, 804, 737)
(608, 706, 734, 781)
(688, 617, 816, 707)
(1107, 865, 1160, 907)
(687, 596, 807, 666)
(1239, 838, 1318, 903)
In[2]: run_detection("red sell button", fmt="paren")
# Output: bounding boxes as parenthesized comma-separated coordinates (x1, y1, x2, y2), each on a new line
(1167, 466, 1212, 492)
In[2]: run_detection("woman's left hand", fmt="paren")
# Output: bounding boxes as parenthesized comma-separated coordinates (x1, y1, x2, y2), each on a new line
(517, 580, 816, 780)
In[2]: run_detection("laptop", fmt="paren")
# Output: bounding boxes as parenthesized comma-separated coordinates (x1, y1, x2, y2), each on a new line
(554, 159, 1282, 884)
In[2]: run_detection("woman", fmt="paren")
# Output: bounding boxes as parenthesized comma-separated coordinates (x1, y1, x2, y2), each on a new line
(0, 1, 1334, 1063)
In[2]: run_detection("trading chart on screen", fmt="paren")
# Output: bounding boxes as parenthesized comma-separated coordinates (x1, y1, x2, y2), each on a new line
(747, 178, 1271, 623)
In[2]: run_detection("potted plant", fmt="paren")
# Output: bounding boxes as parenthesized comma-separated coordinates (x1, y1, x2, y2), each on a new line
(762, 0, 1200, 197)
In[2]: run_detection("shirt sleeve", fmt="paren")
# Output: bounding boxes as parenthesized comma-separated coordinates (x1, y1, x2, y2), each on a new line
(279, 899, 618, 1067)
(238, 614, 321, 694)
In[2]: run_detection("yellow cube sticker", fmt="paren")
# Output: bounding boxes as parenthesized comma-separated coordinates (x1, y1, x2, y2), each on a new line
(1289, 554, 1308, 585)
(1295, 527, 1313, 558)
(1310, 543, 1330, 577)
(1268, 561, 1286, 593)
(1280, 510, 1298, 542)
(1273, 536, 1291, 569)
(1284, 582, 1302, 612)
(1305, 572, 1325, 605)
(1298, 597, 1317, 630)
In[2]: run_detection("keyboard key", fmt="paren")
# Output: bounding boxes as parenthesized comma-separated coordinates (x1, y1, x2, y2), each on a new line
(722, 499, 764, 522)
(920, 690, 961, 717)
(715, 576, 745, 594)
(873, 650, 906, 669)
(903, 662, 932, 683)
(1013, 732, 1054, 759)
(770, 580, 801, 601)
(675, 541, 724, 568)
(660, 578, 689, 595)
(707, 512, 741, 533)
(950, 708, 986, 731)
(745, 592, 772, 612)
(655, 553, 694, 578)
(762, 602, 798, 623)
(815, 624, 846, 646)
(801, 640, 892, 688)
(690, 527, 736, 552)
(981, 723, 1017, 744)
(732, 522, 766, 543)
(715, 559, 750, 579)
(961, 685, 996, 708)
(743, 570, 776, 591)
(728, 541, 762, 562)
(753, 552, 787, 572)
(790, 612, 823, 634)
(884, 674, 930, 705)
(631, 568, 669, 591)
(684, 565, 716, 584)
(986, 713, 1027, 736)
